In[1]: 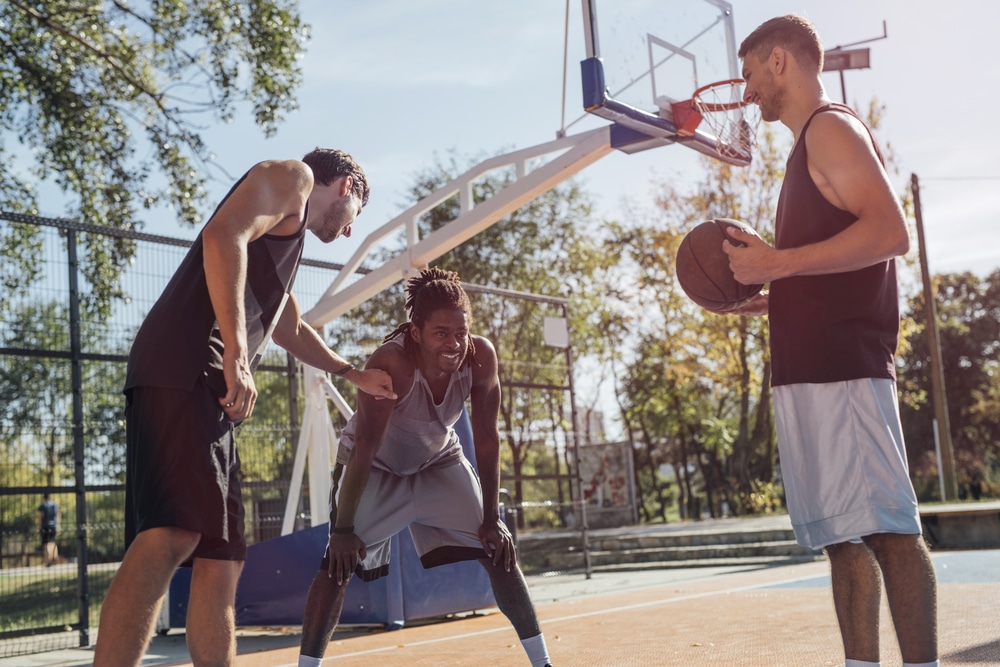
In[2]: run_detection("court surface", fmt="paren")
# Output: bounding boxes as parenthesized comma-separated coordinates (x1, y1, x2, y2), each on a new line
(6, 549, 997, 666)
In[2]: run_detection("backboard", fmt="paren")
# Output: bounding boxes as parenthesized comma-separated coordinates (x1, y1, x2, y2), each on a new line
(580, 0, 753, 165)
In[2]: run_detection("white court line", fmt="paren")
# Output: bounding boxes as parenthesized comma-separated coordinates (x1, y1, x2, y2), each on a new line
(274, 570, 828, 665)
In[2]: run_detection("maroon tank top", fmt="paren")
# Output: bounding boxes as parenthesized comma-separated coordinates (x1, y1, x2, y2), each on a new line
(125, 168, 306, 393)
(769, 103, 898, 386)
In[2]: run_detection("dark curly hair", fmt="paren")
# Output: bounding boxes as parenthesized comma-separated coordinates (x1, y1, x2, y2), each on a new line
(383, 267, 478, 368)
(301, 147, 370, 207)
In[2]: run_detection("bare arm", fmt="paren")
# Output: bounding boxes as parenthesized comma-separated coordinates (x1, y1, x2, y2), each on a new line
(469, 336, 515, 570)
(724, 291, 769, 317)
(201, 160, 312, 421)
(325, 344, 408, 584)
(723, 112, 909, 285)
(271, 292, 396, 400)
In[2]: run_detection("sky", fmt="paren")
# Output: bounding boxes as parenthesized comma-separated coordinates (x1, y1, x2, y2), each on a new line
(145, 0, 1000, 282)
(13, 1, 997, 440)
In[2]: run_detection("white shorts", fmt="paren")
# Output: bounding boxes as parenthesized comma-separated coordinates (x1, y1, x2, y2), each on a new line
(773, 378, 921, 550)
(323, 456, 489, 580)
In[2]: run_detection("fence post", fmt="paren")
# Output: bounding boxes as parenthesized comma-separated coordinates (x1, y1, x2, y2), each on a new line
(560, 302, 591, 579)
(66, 229, 90, 646)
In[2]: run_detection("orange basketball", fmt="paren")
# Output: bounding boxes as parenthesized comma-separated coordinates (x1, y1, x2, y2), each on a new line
(675, 218, 763, 312)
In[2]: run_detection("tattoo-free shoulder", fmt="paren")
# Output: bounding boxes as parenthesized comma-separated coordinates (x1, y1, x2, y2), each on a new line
(366, 338, 416, 398)
(242, 160, 312, 237)
(368, 338, 412, 372)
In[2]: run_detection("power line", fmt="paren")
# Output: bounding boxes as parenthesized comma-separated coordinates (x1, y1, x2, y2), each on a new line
(918, 176, 1000, 182)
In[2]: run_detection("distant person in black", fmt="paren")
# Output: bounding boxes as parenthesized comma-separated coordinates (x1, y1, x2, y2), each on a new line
(37, 494, 59, 566)
(93, 149, 396, 667)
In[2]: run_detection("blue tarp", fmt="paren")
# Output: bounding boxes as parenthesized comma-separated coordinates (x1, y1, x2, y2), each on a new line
(168, 408, 496, 629)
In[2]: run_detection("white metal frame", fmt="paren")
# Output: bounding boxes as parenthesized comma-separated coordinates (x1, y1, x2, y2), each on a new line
(282, 126, 615, 533)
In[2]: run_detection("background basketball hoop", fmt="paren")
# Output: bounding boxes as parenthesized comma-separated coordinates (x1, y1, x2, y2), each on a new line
(671, 79, 760, 162)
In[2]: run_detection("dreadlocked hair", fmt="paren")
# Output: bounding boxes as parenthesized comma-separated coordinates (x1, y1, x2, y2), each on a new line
(383, 267, 478, 368)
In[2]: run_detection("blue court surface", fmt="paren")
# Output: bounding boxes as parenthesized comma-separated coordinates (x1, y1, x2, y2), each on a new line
(761, 548, 1000, 589)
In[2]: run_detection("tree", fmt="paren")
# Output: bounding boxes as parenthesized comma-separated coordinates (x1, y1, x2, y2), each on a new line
(0, 298, 131, 561)
(0, 300, 130, 487)
(327, 149, 623, 528)
(898, 269, 1000, 500)
(0, 0, 309, 316)
(613, 123, 786, 520)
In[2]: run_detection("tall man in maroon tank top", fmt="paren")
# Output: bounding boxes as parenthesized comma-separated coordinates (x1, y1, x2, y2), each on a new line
(94, 149, 396, 667)
(722, 16, 938, 667)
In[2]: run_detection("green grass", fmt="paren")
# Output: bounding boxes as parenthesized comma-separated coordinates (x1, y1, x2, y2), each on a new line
(0, 565, 116, 634)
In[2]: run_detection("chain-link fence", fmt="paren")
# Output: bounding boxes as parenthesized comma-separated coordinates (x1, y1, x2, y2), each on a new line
(0, 212, 378, 657)
(1, 212, 603, 658)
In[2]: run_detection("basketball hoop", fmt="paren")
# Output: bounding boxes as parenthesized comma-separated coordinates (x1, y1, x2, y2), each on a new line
(670, 79, 760, 162)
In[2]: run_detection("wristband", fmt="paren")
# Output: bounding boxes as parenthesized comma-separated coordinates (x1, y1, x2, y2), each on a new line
(333, 363, 354, 377)
(331, 525, 355, 535)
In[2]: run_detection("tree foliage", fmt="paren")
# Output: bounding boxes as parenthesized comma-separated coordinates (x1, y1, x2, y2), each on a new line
(0, 300, 129, 485)
(612, 130, 784, 520)
(898, 270, 1000, 500)
(326, 149, 622, 528)
(0, 0, 309, 315)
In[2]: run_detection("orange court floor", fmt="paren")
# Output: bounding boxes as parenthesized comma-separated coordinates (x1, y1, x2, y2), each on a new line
(5, 549, 996, 667)
(185, 552, 997, 667)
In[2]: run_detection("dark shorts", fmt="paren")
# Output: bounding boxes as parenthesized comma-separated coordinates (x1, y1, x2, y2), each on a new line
(40, 527, 56, 547)
(125, 378, 246, 562)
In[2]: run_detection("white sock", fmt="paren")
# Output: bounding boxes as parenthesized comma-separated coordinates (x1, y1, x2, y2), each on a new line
(521, 633, 551, 667)
(298, 656, 322, 667)
(845, 661, 880, 667)
(903, 662, 940, 667)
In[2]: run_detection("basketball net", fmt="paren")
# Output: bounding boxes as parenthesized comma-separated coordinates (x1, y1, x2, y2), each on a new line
(671, 79, 760, 162)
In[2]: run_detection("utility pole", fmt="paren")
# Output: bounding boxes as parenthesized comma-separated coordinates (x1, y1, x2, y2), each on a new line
(823, 21, 887, 105)
(911, 173, 958, 501)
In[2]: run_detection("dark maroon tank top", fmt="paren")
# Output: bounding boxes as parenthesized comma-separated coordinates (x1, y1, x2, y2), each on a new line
(769, 103, 898, 386)
(125, 168, 306, 393)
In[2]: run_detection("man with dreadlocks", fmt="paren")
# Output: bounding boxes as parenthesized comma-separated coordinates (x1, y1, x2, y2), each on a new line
(297, 267, 554, 667)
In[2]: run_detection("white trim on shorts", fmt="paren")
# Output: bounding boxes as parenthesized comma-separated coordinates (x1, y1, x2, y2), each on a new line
(773, 377, 922, 550)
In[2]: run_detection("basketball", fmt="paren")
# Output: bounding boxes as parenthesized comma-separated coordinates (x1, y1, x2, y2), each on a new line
(675, 218, 764, 312)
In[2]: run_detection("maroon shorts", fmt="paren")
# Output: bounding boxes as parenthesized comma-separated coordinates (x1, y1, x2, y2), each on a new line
(124, 377, 246, 562)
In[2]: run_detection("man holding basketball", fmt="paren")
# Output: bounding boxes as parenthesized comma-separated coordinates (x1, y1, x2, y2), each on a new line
(297, 267, 553, 667)
(723, 15, 938, 667)
(94, 149, 396, 667)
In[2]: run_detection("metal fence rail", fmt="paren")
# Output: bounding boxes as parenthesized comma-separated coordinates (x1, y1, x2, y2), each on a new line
(0, 211, 600, 658)
(0, 212, 365, 658)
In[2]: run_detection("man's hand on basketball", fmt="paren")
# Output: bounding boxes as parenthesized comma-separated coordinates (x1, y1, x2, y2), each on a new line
(479, 520, 516, 572)
(351, 368, 397, 401)
(220, 351, 257, 421)
(722, 227, 781, 285)
(327, 532, 366, 586)
(726, 291, 769, 317)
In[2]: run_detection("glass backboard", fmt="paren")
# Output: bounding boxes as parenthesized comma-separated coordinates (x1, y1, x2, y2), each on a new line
(580, 0, 752, 165)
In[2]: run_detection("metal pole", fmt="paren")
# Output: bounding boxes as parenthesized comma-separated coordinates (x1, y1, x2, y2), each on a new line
(562, 303, 591, 578)
(66, 229, 90, 646)
(932, 419, 946, 501)
(911, 173, 958, 500)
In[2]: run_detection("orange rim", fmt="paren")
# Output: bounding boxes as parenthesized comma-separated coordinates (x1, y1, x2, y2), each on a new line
(691, 78, 748, 113)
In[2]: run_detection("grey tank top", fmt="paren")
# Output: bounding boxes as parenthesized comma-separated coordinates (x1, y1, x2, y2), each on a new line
(337, 336, 473, 475)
